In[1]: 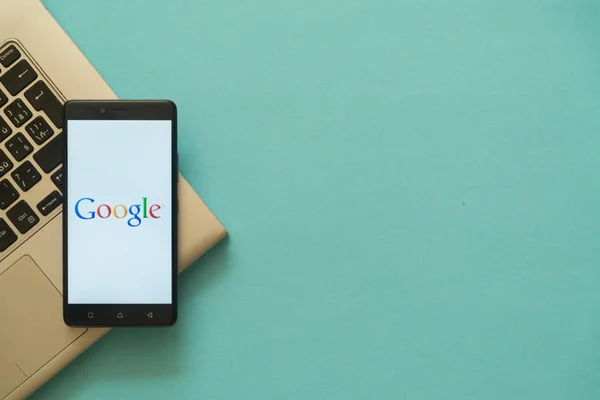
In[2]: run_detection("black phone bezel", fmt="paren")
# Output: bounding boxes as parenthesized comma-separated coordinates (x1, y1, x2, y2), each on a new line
(62, 100, 178, 327)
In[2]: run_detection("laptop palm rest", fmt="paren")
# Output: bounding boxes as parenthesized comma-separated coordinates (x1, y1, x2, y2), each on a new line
(0, 255, 86, 398)
(0, 362, 25, 400)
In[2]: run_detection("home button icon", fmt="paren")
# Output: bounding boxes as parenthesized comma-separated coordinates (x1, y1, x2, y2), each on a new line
(116, 312, 124, 319)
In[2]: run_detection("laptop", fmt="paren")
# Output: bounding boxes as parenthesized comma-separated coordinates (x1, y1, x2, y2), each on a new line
(0, 1, 227, 398)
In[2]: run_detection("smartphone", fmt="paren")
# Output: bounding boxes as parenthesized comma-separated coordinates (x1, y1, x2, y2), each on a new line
(63, 100, 178, 327)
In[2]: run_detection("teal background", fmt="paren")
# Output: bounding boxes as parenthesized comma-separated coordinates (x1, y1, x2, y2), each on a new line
(33, 0, 600, 399)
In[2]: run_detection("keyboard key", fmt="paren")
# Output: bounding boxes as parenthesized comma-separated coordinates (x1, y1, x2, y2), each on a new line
(25, 116, 54, 145)
(0, 88, 7, 108)
(0, 218, 17, 251)
(0, 45, 21, 68)
(6, 133, 33, 162)
(0, 116, 11, 142)
(11, 161, 41, 192)
(37, 190, 62, 216)
(0, 179, 19, 210)
(51, 167, 63, 190)
(24, 81, 64, 129)
(0, 150, 13, 178)
(0, 60, 37, 96)
(4, 99, 32, 127)
(34, 132, 62, 173)
(7, 200, 39, 234)
(0, 217, 17, 252)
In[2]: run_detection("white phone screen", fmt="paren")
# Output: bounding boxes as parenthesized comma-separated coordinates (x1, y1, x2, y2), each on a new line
(66, 120, 173, 305)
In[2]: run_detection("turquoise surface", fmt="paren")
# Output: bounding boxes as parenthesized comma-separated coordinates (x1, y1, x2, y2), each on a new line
(34, 0, 600, 399)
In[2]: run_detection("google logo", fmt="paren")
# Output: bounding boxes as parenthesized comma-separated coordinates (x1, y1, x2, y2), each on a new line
(74, 197, 161, 227)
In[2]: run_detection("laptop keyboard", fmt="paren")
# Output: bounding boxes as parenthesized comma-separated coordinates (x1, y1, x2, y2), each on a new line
(0, 42, 65, 256)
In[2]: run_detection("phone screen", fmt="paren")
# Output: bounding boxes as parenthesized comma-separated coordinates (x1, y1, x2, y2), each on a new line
(65, 113, 177, 326)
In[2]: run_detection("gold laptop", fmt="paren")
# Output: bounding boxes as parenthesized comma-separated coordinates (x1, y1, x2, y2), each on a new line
(0, 1, 227, 398)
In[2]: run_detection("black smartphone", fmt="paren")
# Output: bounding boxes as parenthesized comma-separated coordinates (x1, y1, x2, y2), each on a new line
(63, 100, 178, 327)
